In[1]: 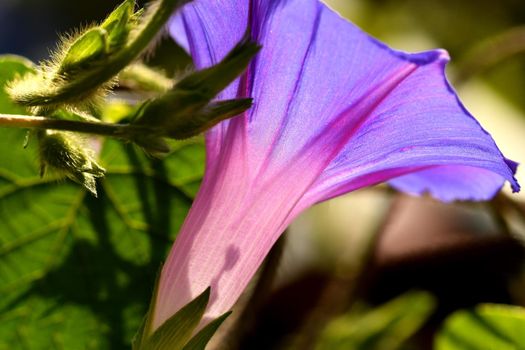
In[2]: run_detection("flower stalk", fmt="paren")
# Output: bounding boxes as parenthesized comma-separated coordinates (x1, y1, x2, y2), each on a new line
(8, 0, 191, 107)
(0, 113, 140, 138)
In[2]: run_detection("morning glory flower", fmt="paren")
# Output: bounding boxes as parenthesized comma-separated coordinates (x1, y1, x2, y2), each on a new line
(152, 0, 519, 330)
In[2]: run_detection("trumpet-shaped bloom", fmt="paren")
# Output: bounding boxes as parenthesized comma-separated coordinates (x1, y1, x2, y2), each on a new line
(153, 0, 519, 329)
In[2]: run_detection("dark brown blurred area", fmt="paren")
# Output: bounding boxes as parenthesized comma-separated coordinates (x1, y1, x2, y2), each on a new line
(232, 195, 525, 349)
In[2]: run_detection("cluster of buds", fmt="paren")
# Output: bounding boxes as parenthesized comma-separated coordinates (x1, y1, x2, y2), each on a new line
(7, 0, 140, 108)
(130, 35, 259, 151)
(38, 130, 105, 196)
(3, 0, 259, 196)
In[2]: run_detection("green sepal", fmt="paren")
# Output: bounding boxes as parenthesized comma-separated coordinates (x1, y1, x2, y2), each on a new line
(132, 89, 209, 128)
(59, 28, 109, 75)
(101, 0, 136, 51)
(130, 35, 259, 139)
(38, 131, 105, 196)
(132, 7, 146, 22)
(60, 0, 137, 75)
(128, 96, 252, 147)
(133, 265, 163, 350)
(175, 33, 260, 100)
(182, 312, 232, 350)
(166, 98, 253, 139)
(139, 287, 211, 350)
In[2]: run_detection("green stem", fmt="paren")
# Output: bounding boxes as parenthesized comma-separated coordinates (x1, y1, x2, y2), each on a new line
(31, 0, 189, 105)
(0, 113, 145, 138)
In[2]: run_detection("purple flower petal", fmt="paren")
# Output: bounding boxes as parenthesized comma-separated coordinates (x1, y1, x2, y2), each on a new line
(389, 164, 514, 202)
(157, 0, 519, 331)
(171, 0, 518, 201)
(301, 50, 520, 206)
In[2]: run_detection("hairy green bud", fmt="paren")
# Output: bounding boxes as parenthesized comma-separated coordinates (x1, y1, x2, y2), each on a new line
(58, 28, 109, 76)
(38, 131, 105, 196)
(7, 0, 189, 109)
(101, 0, 136, 51)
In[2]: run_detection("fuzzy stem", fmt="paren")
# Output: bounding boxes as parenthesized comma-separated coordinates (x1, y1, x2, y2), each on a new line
(0, 113, 146, 138)
(26, 0, 189, 105)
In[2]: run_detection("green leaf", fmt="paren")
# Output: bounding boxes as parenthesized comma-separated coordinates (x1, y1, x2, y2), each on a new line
(0, 55, 36, 114)
(316, 291, 436, 350)
(0, 59, 206, 348)
(435, 304, 525, 350)
(182, 312, 231, 350)
(0, 130, 205, 349)
(140, 288, 210, 350)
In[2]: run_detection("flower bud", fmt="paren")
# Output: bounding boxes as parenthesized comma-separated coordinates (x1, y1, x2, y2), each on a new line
(101, 0, 136, 51)
(38, 131, 105, 196)
(58, 28, 109, 76)
(130, 35, 259, 140)
(7, 0, 141, 108)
